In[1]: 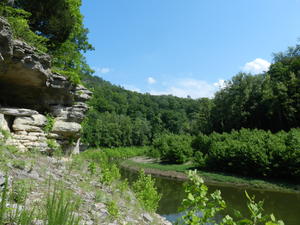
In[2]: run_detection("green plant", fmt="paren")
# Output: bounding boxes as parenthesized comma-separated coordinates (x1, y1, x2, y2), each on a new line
(100, 164, 121, 185)
(152, 133, 193, 164)
(0, 176, 35, 225)
(0, 129, 11, 141)
(177, 170, 285, 225)
(118, 179, 129, 194)
(106, 200, 119, 219)
(12, 159, 26, 170)
(88, 162, 96, 175)
(94, 190, 105, 203)
(192, 128, 300, 180)
(132, 170, 161, 212)
(177, 170, 226, 225)
(0, 175, 8, 224)
(10, 179, 30, 204)
(45, 187, 81, 225)
(52, 69, 81, 84)
(46, 139, 61, 155)
(0, 5, 48, 52)
(44, 114, 55, 134)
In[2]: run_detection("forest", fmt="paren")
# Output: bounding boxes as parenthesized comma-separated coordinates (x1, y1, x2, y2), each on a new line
(81, 45, 300, 181)
(82, 45, 300, 147)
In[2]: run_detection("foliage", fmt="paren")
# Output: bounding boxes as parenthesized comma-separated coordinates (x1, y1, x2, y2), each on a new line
(152, 133, 193, 164)
(81, 75, 213, 147)
(177, 170, 226, 225)
(2, 0, 94, 84)
(0, 4, 48, 52)
(10, 179, 30, 204)
(82, 42, 300, 148)
(87, 162, 96, 175)
(46, 139, 61, 154)
(45, 186, 81, 225)
(106, 200, 119, 219)
(0, 129, 11, 141)
(177, 170, 285, 225)
(12, 159, 26, 170)
(44, 114, 55, 134)
(80, 147, 148, 163)
(14, 0, 76, 49)
(0, 176, 35, 225)
(132, 170, 161, 212)
(192, 128, 300, 180)
(52, 69, 82, 84)
(100, 164, 121, 185)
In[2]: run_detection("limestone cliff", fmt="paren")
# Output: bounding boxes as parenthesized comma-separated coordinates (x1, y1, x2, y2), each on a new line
(0, 17, 92, 153)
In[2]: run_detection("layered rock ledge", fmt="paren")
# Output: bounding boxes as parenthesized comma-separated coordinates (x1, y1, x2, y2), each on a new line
(0, 17, 92, 153)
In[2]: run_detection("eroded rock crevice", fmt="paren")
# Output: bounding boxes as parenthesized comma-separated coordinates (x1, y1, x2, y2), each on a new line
(0, 17, 92, 153)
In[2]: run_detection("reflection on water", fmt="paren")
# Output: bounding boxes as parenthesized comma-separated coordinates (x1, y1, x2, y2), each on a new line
(121, 169, 300, 224)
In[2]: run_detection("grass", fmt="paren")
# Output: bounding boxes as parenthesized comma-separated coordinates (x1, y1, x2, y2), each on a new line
(122, 159, 300, 193)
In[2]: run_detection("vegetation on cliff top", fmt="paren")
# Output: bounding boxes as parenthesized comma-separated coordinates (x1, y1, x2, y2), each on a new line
(0, 0, 94, 84)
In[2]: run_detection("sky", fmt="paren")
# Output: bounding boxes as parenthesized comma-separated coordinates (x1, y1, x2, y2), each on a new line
(81, 0, 300, 99)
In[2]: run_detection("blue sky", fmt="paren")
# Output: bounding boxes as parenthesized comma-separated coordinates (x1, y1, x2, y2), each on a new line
(81, 0, 300, 98)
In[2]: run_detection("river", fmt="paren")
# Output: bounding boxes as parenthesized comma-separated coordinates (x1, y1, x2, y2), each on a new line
(121, 168, 300, 225)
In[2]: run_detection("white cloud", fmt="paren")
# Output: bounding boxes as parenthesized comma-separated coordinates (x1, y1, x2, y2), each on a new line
(122, 84, 141, 93)
(147, 77, 156, 84)
(213, 79, 226, 89)
(93, 67, 111, 74)
(242, 58, 271, 74)
(150, 78, 223, 99)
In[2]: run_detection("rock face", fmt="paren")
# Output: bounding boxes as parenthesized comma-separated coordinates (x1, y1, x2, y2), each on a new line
(0, 17, 92, 153)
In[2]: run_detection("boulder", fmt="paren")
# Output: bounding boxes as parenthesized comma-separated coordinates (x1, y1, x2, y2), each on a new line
(52, 120, 81, 137)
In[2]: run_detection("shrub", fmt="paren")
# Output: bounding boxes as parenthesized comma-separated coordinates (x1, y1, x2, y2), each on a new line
(0, 5, 48, 52)
(100, 164, 121, 185)
(177, 170, 285, 225)
(132, 170, 161, 212)
(152, 133, 193, 164)
(106, 200, 119, 219)
(191, 128, 300, 180)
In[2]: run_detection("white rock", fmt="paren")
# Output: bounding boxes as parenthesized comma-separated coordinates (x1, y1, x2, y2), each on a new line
(142, 213, 153, 223)
(13, 114, 47, 127)
(13, 134, 38, 141)
(47, 133, 60, 139)
(0, 113, 9, 131)
(0, 108, 38, 116)
(52, 120, 81, 137)
(12, 123, 43, 132)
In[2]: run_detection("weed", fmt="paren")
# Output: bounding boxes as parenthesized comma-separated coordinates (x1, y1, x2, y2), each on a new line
(88, 162, 96, 175)
(132, 170, 161, 212)
(43, 114, 55, 134)
(94, 190, 106, 203)
(100, 164, 121, 185)
(106, 200, 119, 219)
(10, 179, 30, 204)
(12, 160, 26, 170)
(45, 186, 81, 225)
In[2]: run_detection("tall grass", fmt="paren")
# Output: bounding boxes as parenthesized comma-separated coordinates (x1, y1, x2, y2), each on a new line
(45, 187, 81, 225)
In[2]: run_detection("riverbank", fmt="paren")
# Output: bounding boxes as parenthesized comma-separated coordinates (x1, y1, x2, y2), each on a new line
(121, 156, 300, 194)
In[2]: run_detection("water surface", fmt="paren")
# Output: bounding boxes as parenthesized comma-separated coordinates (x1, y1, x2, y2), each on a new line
(121, 169, 300, 225)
